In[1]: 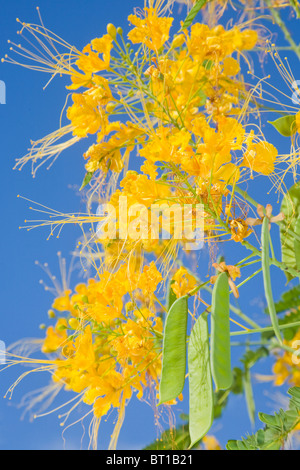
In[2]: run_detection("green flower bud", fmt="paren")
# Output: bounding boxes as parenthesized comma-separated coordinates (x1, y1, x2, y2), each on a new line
(69, 318, 79, 330)
(107, 23, 117, 40)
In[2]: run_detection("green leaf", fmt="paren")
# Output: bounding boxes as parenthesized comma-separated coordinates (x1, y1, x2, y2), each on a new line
(211, 272, 232, 391)
(268, 115, 297, 137)
(188, 312, 214, 448)
(262, 308, 300, 342)
(159, 295, 189, 404)
(226, 440, 239, 450)
(272, 284, 300, 315)
(80, 171, 94, 190)
(230, 367, 244, 395)
(258, 412, 281, 429)
(288, 386, 300, 402)
(261, 217, 283, 344)
(226, 386, 300, 450)
(241, 347, 269, 369)
(280, 182, 300, 282)
(181, 0, 209, 30)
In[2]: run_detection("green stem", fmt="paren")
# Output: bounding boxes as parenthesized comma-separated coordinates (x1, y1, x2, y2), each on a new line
(261, 216, 283, 344)
(234, 186, 260, 209)
(265, 0, 300, 59)
(242, 239, 300, 279)
(230, 320, 300, 337)
(289, 0, 300, 18)
(235, 268, 262, 290)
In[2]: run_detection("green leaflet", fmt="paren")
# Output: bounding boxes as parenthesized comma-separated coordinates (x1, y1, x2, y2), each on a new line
(159, 295, 188, 404)
(226, 386, 300, 450)
(80, 171, 94, 190)
(261, 217, 283, 344)
(268, 114, 297, 137)
(271, 284, 300, 315)
(181, 0, 209, 30)
(188, 312, 214, 448)
(280, 182, 300, 282)
(241, 347, 269, 369)
(211, 272, 232, 391)
(294, 217, 300, 271)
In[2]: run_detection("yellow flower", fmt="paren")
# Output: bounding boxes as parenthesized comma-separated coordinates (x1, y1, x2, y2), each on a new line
(42, 318, 68, 354)
(223, 57, 240, 76)
(243, 133, 278, 175)
(52, 290, 73, 312)
(84, 122, 144, 173)
(137, 262, 163, 297)
(67, 92, 104, 138)
(273, 327, 300, 387)
(171, 267, 197, 298)
(76, 34, 113, 74)
(202, 435, 222, 450)
(128, 7, 173, 51)
(229, 218, 252, 243)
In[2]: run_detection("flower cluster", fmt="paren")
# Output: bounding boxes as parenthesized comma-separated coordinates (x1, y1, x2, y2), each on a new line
(40, 262, 164, 446)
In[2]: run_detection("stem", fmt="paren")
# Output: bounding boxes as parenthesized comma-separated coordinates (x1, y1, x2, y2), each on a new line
(234, 186, 260, 209)
(242, 239, 300, 279)
(235, 268, 262, 290)
(289, 0, 300, 18)
(265, 0, 300, 59)
(230, 320, 300, 337)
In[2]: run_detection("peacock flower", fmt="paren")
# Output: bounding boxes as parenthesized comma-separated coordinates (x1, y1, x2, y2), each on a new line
(128, 7, 173, 52)
(245, 204, 285, 230)
(210, 261, 241, 298)
(171, 266, 197, 298)
(242, 132, 278, 176)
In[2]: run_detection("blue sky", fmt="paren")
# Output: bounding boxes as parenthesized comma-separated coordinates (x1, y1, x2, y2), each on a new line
(0, 0, 300, 450)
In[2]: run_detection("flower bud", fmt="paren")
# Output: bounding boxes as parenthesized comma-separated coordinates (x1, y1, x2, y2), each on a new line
(171, 34, 185, 49)
(107, 23, 117, 40)
(48, 310, 56, 319)
(117, 27, 123, 36)
(106, 102, 116, 113)
(69, 318, 79, 330)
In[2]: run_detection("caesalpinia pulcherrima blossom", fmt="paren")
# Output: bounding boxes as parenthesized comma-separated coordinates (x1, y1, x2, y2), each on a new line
(3, 0, 300, 451)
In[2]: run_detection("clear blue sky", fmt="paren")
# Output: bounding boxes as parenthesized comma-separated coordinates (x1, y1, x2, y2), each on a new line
(0, 0, 299, 450)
